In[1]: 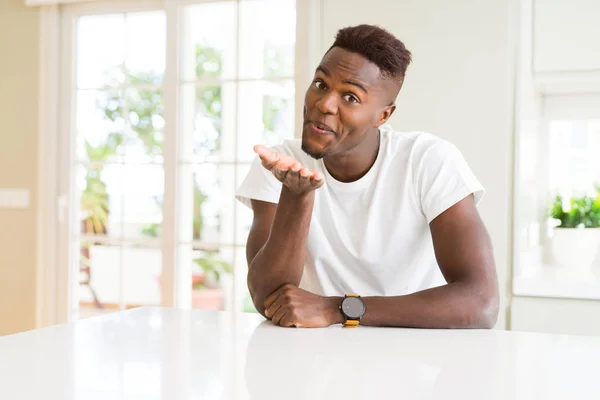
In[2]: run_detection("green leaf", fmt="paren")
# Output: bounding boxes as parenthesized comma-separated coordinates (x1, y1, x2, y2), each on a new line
(547, 193, 600, 228)
(192, 251, 232, 287)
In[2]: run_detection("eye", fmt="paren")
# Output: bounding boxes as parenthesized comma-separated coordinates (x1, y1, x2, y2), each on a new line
(314, 80, 326, 90)
(343, 94, 360, 104)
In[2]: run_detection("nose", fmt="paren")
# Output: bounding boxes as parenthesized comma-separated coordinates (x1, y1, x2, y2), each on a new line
(316, 91, 338, 115)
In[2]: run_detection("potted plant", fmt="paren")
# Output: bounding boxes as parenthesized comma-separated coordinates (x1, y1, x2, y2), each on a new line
(191, 251, 232, 310)
(548, 189, 600, 268)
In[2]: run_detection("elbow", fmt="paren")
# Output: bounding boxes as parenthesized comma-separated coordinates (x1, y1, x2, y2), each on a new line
(247, 271, 267, 317)
(249, 290, 269, 319)
(247, 267, 277, 319)
(467, 287, 499, 329)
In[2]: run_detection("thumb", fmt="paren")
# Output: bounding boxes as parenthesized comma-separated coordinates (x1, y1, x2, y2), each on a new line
(254, 145, 279, 165)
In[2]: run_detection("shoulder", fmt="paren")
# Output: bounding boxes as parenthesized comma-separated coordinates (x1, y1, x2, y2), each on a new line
(380, 125, 462, 163)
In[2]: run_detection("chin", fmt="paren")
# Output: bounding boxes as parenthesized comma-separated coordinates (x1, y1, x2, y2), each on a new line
(301, 143, 326, 160)
(301, 137, 329, 160)
(301, 127, 335, 160)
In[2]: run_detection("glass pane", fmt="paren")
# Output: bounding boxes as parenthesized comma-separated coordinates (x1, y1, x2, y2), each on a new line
(182, 1, 237, 82)
(77, 14, 126, 89)
(77, 241, 121, 317)
(234, 246, 257, 313)
(237, 80, 295, 162)
(122, 165, 164, 239)
(239, 0, 295, 79)
(548, 120, 600, 196)
(180, 83, 236, 163)
(77, 164, 123, 239)
(178, 164, 235, 244)
(235, 163, 253, 246)
(124, 87, 164, 162)
(125, 12, 166, 84)
(123, 245, 162, 306)
(76, 90, 125, 163)
(191, 247, 234, 311)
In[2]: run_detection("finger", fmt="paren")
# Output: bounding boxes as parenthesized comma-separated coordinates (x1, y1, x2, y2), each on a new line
(276, 157, 300, 171)
(264, 286, 285, 310)
(272, 305, 290, 326)
(283, 169, 302, 187)
(310, 171, 324, 181)
(312, 178, 325, 189)
(299, 167, 312, 178)
(272, 168, 289, 182)
(279, 313, 297, 328)
(265, 292, 289, 319)
(311, 174, 325, 188)
(290, 162, 302, 172)
(255, 145, 300, 171)
(297, 171, 319, 191)
(253, 145, 279, 165)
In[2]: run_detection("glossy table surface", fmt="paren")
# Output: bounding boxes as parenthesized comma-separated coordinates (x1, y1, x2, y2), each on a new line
(1, 307, 600, 399)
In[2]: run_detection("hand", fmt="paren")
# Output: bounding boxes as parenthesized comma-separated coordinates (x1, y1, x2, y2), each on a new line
(264, 284, 344, 328)
(254, 145, 325, 196)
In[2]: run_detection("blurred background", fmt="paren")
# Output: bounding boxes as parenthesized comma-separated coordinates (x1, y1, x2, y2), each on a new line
(0, 0, 599, 337)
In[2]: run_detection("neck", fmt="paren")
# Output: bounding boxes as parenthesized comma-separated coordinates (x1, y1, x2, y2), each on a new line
(323, 129, 381, 183)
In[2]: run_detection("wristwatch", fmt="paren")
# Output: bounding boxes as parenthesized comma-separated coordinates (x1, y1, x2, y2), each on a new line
(340, 294, 365, 328)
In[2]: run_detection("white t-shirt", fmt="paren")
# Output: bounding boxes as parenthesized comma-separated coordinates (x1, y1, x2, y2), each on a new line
(235, 125, 484, 297)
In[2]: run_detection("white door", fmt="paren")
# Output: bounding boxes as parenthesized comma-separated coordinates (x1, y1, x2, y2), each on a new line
(57, 0, 297, 321)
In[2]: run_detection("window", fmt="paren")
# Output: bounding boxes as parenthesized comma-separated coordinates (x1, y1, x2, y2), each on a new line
(60, 0, 296, 320)
(512, 93, 600, 298)
(545, 95, 600, 199)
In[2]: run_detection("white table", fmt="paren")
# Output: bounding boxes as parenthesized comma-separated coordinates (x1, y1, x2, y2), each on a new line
(1, 307, 600, 399)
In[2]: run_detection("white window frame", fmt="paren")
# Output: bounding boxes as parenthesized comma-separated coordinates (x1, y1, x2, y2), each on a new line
(36, 0, 322, 327)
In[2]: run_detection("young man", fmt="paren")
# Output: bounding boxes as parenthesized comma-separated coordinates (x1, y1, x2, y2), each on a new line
(236, 24, 499, 329)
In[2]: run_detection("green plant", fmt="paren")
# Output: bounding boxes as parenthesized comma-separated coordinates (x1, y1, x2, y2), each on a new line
(81, 169, 110, 234)
(81, 134, 123, 234)
(548, 191, 600, 228)
(193, 251, 232, 289)
(102, 72, 164, 156)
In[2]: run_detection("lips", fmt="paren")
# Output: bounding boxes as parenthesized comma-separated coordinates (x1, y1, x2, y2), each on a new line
(310, 121, 335, 134)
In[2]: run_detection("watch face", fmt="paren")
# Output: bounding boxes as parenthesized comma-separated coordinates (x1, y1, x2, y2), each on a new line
(342, 296, 365, 319)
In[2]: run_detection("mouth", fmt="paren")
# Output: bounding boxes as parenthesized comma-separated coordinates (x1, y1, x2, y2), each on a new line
(309, 121, 335, 135)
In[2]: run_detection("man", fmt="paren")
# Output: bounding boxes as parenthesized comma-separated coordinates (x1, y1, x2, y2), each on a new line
(236, 24, 499, 329)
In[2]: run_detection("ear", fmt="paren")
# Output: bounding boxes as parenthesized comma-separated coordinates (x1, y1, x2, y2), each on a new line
(375, 104, 396, 128)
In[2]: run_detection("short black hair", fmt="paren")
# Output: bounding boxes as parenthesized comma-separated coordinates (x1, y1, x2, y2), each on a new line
(327, 24, 412, 87)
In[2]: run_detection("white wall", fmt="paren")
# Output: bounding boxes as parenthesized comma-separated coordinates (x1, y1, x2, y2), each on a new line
(534, 0, 600, 73)
(315, 0, 517, 329)
(0, 0, 39, 336)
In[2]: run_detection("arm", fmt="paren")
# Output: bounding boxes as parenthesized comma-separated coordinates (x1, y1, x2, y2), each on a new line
(247, 188, 315, 317)
(245, 145, 324, 317)
(265, 194, 499, 329)
(354, 194, 499, 328)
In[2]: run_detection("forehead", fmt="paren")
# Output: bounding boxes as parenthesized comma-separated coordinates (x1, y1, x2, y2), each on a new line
(318, 47, 384, 86)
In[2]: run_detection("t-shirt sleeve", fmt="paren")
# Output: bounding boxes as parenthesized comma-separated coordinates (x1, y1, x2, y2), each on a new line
(235, 155, 283, 209)
(415, 140, 485, 224)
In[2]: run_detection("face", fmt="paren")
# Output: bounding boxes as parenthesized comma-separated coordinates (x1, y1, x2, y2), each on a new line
(301, 47, 397, 159)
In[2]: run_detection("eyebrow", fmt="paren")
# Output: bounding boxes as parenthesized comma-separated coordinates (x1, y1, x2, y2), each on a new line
(316, 65, 369, 94)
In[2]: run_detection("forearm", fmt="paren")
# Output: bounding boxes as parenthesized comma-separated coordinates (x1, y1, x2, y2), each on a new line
(331, 280, 499, 329)
(248, 186, 314, 314)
